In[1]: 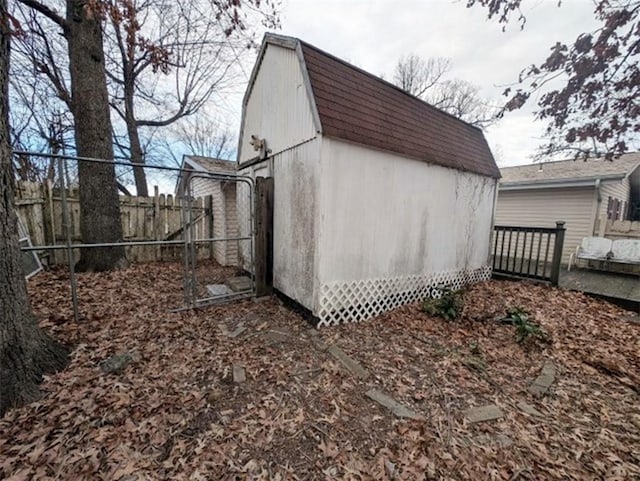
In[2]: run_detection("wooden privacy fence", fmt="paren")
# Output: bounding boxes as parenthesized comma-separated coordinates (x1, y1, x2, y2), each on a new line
(492, 221, 566, 286)
(14, 181, 214, 265)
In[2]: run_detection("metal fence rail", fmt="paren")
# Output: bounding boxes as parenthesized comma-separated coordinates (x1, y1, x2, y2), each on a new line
(492, 221, 566, 286)
(13, 150, 256, 322)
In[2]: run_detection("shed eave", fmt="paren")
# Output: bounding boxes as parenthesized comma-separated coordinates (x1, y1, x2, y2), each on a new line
(323, 134, 501, 179)
(175, 155, 204, 195)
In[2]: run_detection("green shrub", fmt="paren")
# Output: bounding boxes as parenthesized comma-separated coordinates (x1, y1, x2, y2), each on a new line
(502, 307, 549, 345)
(422, 288, 464, 320)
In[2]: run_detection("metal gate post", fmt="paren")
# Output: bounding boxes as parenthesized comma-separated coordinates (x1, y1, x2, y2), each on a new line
(58, 158, 80, 324)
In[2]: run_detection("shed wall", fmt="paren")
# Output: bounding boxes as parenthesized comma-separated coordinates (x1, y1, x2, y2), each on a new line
(238, 43, 317, 164)
(495, 187, 595, 263)
(237, 139, 322, 311)
(315, 138, 496, 325)
(237, 41, 323, 309)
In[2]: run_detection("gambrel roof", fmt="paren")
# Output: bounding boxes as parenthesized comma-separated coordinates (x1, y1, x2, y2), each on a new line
(244, 33, 500, 179)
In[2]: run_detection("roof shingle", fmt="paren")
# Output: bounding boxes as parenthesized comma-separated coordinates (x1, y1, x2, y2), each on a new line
(298, 40, 500, 179)
(186, 156, 236, 173)
(500, 153, 640, 185)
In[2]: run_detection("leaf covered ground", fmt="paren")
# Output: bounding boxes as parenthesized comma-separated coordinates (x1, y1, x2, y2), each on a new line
(1, 261, 639, 480)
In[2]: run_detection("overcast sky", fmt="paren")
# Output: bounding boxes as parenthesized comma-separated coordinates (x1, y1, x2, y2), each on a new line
(231, 0, 600, 167)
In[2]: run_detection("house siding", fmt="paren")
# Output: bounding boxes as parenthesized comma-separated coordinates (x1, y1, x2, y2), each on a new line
(186, 174, 238, 266)
(495, 187, 595, 264)
(223, 184, 239, 265)
(599, 178, 631, 220)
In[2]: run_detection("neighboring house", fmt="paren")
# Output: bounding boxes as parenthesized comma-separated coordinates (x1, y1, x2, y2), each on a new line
(175, 155, 238, 266)
(236, 33, 500, 326)
(495, 153, 640, 263)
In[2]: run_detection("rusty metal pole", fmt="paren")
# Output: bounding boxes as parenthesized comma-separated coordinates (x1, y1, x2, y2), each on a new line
(59, 157, 80, 323)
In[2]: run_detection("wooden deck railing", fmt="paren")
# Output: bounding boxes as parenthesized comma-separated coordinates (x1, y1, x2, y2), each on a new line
(492, 221, 566, 286)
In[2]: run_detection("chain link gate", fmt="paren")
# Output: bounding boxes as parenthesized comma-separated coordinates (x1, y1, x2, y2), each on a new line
(14, 151, 264, 317)
(182, 171, 256, 308)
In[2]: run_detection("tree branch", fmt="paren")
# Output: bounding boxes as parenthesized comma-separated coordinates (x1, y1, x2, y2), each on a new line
(16, 0, 67, 31)
(135, 106, 189, 128)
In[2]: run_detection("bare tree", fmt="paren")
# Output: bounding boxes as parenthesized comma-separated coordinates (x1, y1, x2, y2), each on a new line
(10, 0, 278, 198)
(14, 0, 128, 272)
(104, 0, 279, 196)
(0, 0, 68, 417)
(393, 54, 498, 129)
(429, 79, 497, 128)
(9, 3, 73, 182)
(393, 54, 450, 98)
(170, 113, 236, 161)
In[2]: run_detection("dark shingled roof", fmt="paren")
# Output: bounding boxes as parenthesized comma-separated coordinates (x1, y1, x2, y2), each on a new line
(298, 40, 500, 179)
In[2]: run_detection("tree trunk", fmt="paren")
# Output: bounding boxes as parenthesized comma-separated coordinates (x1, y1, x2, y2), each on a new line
(66, 0, 128, 272)
(124, 87, 148, 197)
(0, 0, 68, 417)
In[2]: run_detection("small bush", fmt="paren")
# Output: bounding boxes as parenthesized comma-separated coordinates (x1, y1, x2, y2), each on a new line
(502, 307, 549, 345)
(422, 288, 464, 320)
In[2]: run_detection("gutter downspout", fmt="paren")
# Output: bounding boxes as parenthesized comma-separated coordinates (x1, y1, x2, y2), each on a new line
(591, 178, 602, 235)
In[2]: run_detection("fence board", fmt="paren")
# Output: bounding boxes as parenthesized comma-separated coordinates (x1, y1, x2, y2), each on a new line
(15, 181, 211, 265)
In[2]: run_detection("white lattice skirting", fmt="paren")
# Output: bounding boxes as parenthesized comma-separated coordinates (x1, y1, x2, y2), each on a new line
(317, 266, 492, 327)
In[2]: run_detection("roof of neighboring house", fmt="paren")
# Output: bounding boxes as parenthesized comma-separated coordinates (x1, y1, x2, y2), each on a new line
(185, 155, 236, 173)
(248, 34, 500, 179)
(175, 155, 237, 195)
(500, 153, 640, 189)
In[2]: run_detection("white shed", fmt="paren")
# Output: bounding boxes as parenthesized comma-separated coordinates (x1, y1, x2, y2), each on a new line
(237, 34, 500, 327)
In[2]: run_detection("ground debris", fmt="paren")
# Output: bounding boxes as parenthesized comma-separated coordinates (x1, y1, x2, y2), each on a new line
(528, 360, 556, 396)
(327, 344, 369, 379)
(464, 404, 504, 423)
(100, 351, 138, 374)
(517, 401, 543, 417)
(232, 364, 246, 384)
(365, 389, 424, 420)
(1, 262, 638, 480)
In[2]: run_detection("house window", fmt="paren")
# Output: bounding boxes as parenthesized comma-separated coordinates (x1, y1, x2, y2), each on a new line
(607, 197, 629, 221)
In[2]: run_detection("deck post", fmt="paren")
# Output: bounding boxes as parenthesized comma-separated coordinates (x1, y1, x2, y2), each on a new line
(550, 221, 566, 286)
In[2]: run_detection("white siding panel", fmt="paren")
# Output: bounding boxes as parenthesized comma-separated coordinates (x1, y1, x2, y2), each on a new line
(210, 183, 226, 264)
(223, 185, 239, 265)
(599, 178, 631, 219)
(495, 187, 595, 263)
(189, 176, 217, 198)
(237, 138, 322, 311)
(239, 44, 317, 163)
(317, 138, 497, 283)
